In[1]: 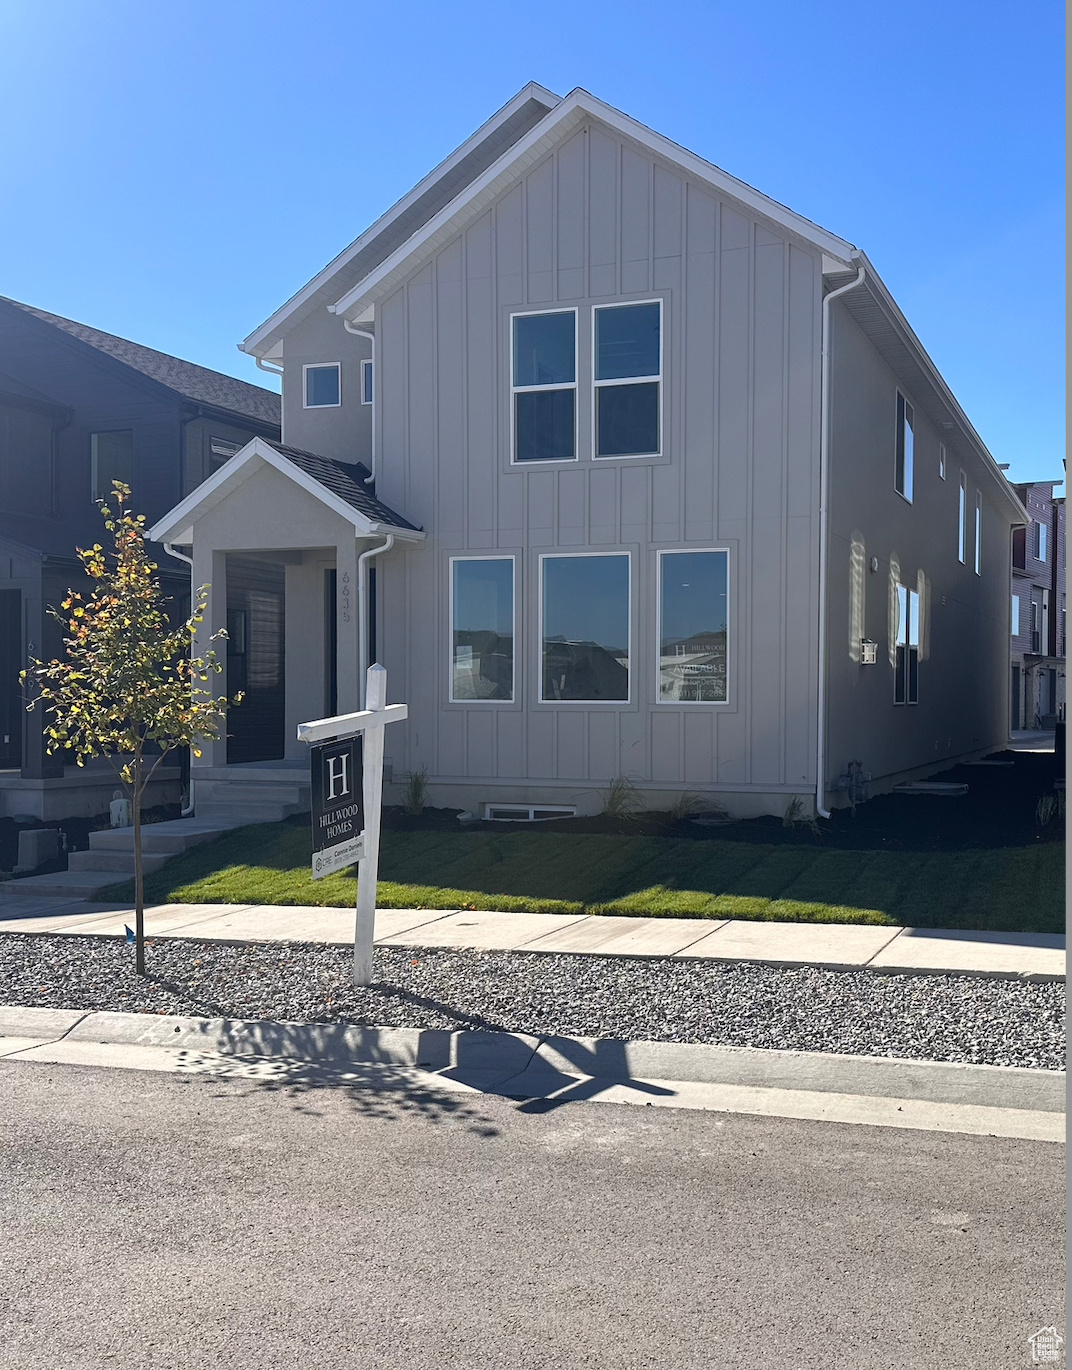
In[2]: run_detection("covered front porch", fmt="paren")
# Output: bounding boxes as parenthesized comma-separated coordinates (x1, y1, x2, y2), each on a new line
(148, 437, 423, 795)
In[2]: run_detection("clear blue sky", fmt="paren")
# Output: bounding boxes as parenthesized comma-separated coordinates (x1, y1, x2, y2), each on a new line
(0, 0, 1063, 484)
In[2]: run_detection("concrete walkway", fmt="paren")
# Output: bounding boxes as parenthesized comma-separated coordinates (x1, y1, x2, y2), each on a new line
(0, 896, 1063, 980)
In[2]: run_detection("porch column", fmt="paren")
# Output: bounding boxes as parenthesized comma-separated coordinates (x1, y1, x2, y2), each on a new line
(335, 536, 360, 715)
(191, 545, 228, 769)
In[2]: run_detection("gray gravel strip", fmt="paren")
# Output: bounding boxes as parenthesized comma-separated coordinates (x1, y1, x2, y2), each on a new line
(0, 934, 1064, 1071)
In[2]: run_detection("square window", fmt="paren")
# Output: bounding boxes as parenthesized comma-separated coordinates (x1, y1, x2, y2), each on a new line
(594, 302, 661, 458)
(658, 550, 729, 703)
(515, 389, 576, 463)
(512, 311, 576, 462)
(895, 393, 914, 501)
(305, 364, 340, 408)
(541, 554, 629, 702)
(451, 558, 514, 702)
(513, 312, 575, 387)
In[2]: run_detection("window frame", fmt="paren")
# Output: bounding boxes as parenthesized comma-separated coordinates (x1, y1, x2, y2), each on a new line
(509, 307, 579, 466)
(894, 583, 920, 706)
(654, 547, 731, 707)
(90, 428, 134, 501)
(361, 359, 373, 406)
(538, 550, 632, 705)
(447, 554, 517, 706)
(938, 442, 947, 480)
(894, 391, 914, 503)
(974, 491, 982, 575)
(1037, 519, 1048, 563)
(958, 472, 967, 563)
(303, 362, 342, 409)
(1012, 594, 1020, 637)
(591, 299, 663, 461)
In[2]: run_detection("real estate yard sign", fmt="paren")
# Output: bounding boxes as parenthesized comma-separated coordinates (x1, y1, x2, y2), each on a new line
(310, 736, 364, 878)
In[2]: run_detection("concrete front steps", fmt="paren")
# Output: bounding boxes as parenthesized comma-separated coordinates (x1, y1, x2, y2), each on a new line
(191, 768, 310, 826)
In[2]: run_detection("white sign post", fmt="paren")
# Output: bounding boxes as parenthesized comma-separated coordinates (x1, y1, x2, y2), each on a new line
(297, 664, 407, 986)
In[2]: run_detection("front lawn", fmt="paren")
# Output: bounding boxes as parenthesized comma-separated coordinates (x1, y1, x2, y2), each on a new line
(101, 820, 1065, 934)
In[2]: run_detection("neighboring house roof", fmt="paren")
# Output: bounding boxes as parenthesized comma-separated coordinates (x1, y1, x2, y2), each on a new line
(148, 436, 423, 545)
(1, 297, 281, 428)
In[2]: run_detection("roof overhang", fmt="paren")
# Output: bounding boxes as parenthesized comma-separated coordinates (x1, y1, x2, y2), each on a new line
(148, 437, 425, 545)
(329, 87, 858, 323)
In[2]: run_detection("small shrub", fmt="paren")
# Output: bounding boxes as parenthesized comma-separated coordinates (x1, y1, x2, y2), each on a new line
(783, 794, 822, 836)
(404, 766, 428, 817)
(600, 775, 642, 822)
(1035, 791, 1064, 827)
(667, 790, 730, 823)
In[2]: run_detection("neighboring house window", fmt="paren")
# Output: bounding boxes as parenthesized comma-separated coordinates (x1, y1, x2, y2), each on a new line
(594, 301, 661, 458)
(1030, 601, 1040, 654)
(657, 549, 729, 703)
(1061, 604, 1066, 657)
(91, 430, 133, 499)
(1012, 594, 1020, 636)
(304, 363, 341, 408)
(938, 443, 947, 480)
(361, 359, 373, 405)
(958, 473, 967, 562)
(894, 584, 920, 704)
(1036, 519, 1048, 562)
(541, 553, 629, 702)
(895, 393, 914, 501)
(0, 403, 54, 515)
(974, 492, 982, 575)
(450, 557, 514, 702)
(512, 310, 576, 462)
(210, 437, 240, 468)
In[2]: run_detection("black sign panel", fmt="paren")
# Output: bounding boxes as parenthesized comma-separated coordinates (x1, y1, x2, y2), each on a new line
(310, 736, 364, 879)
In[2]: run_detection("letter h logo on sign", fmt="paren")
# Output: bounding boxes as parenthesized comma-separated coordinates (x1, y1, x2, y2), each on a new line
(310, 735, 364, 879)
(326, 750, 350, 802)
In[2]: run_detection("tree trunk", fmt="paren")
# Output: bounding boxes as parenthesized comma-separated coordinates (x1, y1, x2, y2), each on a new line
(133, 749, 145, 976)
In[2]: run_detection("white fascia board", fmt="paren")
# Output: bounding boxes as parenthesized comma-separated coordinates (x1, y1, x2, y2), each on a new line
(852, 252, 1028, 525)
(148, 438, 425, 544)
(240, 82, 561, 358)
(330, 88, 858, 320)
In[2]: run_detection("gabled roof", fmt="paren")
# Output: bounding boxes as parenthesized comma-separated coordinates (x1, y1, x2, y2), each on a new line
(2, 297, 281, 428)
(148, 436, 423, 545)
(241, 82, 561, 359)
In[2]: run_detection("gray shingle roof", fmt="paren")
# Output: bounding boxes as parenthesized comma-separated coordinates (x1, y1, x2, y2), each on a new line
(265, 440, 421, 533)
(2, 298, 281, 427)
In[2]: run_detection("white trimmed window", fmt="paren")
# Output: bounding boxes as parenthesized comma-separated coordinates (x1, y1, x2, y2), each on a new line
(895, 393, 914, 501)
(450, 557, 514, 702)
(974, 492, 982, 574)
(958, 473, 967, 562)
(594, 301, 661, 458)
(1012, 594, 1020, 636)
(939, 443, 947, 480)
(895, 584, 919, 705)
(512, 310, 577, 462)
(1037, 520, 1048, 562)
(361, 359, 373, 406)
(657, 550, 729, 703)
(304, 363, 341, 408)
(541, 553, 630, 702)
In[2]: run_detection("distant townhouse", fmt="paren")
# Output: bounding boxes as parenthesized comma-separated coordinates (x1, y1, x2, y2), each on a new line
(147, 84, 1027, 820)
(1010, 481, 1065, 729)
(0, 298, 281, 818)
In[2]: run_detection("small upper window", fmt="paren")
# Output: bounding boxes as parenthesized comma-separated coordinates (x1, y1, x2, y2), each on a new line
(958, 474, 967, 562)
(974, 493, 982, 575)
(1037, 520, 1048, 562)
(895, 393, 914, 501)
(512, 311, 576, 462)
(939, 443, 947, 480)
(304, 364, 341, 408)
(91, 430, 133, 499)
(361, 359, 373, 406)
(595, 302, 661, 458)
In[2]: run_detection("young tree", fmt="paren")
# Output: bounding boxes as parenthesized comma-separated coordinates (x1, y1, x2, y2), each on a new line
(22, 483, 239, 974)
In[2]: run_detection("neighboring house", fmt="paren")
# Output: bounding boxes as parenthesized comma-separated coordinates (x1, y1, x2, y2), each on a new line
(0, 297, 281, 818)
(149, 83, 1027, 819)
(1010, 481, 1065, 729)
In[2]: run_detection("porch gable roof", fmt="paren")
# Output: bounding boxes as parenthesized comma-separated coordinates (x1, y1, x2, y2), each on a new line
(148, 436, 424, 545)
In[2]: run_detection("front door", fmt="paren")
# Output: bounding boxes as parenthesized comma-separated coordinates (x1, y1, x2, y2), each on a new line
(1011, 665, 1021, 731)
(226, 558, 285, 764)
(0, 591, 21, 768)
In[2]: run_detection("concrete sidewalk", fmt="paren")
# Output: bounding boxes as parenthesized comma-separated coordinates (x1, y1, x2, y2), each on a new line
(0, 895, 1063, 980)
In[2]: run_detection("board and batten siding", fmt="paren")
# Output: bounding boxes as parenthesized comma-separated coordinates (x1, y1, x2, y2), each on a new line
(374, 121, 822, 807)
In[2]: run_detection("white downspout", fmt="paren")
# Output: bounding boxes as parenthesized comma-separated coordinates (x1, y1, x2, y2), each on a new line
(816, 260, 867, 819)
(255, 357, 284, 378)
(162, 543, 197, 818)
(357, 533, 395, 707)
(343, 318, 377, 484)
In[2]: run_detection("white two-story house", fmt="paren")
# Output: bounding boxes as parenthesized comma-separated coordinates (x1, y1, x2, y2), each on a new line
(150, 83, 1026, 820)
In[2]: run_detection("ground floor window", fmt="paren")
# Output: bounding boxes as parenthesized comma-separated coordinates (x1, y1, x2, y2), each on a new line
(450, 557, 514, 701)
(541, 554, 629, 702)
(895, 584, 919, 704)
(658, 550, 728, 702)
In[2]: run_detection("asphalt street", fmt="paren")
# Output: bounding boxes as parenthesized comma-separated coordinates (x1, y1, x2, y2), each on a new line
(0, 1060, 1063, 1370)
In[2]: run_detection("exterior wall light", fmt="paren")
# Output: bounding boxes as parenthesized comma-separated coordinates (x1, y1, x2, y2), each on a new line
(860, 639, 879, 665)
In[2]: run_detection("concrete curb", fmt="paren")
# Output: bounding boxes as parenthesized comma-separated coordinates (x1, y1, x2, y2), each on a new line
(0, 1005, 1063, 1116)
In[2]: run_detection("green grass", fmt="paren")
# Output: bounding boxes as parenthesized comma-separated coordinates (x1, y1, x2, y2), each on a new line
(99, 823, 1066, 933)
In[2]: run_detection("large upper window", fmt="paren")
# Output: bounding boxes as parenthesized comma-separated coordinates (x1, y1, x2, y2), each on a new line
(512, 311, 576, 462)
(304, 363, 341, 408)
(595, 302, 661, 457)
(895, 393, 914, 501)
(657, 550, 729, 703)
(450, 557, 514, 702)
(894, 584, 919, 705)
(541, 554, 629, 702)
(1037, 520, 1048, 562)
(91, 430, 133, 500)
